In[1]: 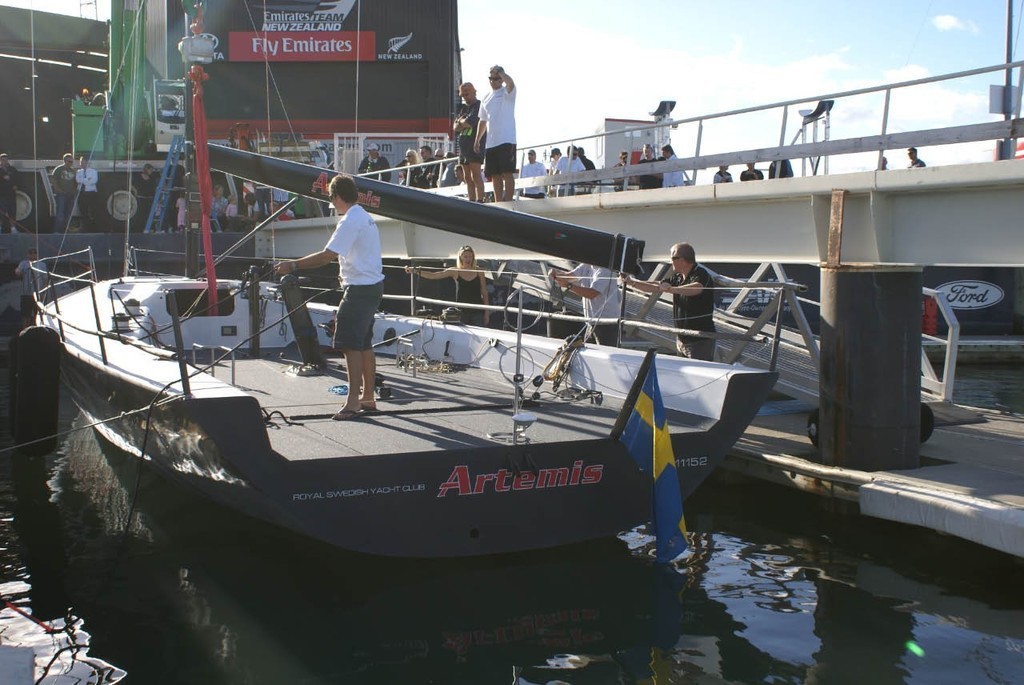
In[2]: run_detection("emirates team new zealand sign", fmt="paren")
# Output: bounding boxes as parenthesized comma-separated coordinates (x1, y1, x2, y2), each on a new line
(223, 0, 425, 62)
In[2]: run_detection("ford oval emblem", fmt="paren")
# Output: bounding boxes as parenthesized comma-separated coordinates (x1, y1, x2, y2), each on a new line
(937, 280, 1005, 310)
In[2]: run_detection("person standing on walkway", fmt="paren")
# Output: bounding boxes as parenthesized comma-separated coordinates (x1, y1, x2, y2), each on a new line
(357, 143, 392, 182)
(0, 153, 20, 233)
(518, 149, 547, 199)
(907, 147, 926, 168)
(51, 153, 78, 232)
(419, 146, 440, 189)
(75, 155, 99, 231)
(635, 144, 661, 190)
(454, 82, 486, 202)
(623, 242, 717, 361)
(136, 163, 158, 231)
(274, 174, 384, 421)
(740, 162, 764, 181)
(553, 145, 586, 197)
(475, 65, 517, 202)
(661, 145, 686, 187)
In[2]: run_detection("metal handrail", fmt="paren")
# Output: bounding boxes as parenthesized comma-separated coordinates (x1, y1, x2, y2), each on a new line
(520, 60, 1024, 153)
(391, 286, 774, 345)
(435, 60, 1024, 197)
(714, 262, 960, 403)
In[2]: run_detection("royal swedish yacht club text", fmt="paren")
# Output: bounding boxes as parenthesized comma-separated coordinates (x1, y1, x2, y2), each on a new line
(292, 456, 707, 501)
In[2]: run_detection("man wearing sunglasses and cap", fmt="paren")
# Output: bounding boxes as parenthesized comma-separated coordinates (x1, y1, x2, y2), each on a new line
(474, 65, 517, 202)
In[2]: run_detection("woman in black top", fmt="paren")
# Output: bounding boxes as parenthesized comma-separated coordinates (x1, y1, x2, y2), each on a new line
(406, 245, 490, 326)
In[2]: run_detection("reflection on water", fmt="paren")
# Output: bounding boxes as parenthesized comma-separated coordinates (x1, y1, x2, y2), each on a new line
(953, 364, 1024, 414)
(1, 369, 1023, 683)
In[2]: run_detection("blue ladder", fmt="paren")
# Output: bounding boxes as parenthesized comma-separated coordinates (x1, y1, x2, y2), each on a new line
(143, 135, 185, 233)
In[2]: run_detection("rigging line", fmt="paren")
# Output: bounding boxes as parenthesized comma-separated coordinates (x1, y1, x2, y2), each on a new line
(903, 0, 936, 68)
(355, 0, 361, 134)
(264, 0, 271, 144)
(241, 1, 307, 166)
(29, 7, 39, 252)
(1016, 0, 1024, 61)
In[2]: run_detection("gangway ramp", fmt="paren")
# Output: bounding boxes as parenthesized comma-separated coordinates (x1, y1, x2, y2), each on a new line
(513, 261, 958, 412)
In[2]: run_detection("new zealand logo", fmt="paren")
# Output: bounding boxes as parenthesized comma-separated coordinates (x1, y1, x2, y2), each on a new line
(378, 32, 423, 61)
(387, 33, 413, 54)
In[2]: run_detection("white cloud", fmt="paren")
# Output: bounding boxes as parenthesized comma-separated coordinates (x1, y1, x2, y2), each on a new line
(932, 15, 980, 34)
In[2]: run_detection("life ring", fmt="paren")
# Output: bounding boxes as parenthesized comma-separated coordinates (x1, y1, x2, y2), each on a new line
(14, 188, 48, 232)
(14, 189, 33, 222)
(11, 326, 61, 456)
(106, 189, 138, 223)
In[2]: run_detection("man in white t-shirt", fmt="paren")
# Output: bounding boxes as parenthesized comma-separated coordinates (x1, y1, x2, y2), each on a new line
(554, 146, 586, 197)
(661, 145, 686, 188)
(550, 262, 622, 346)
(275, 174, 384, 421)
(474, 65, 517, 202)
(518, 149, 547, 199)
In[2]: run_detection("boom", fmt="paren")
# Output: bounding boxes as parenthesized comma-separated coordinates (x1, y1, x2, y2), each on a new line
(208, 145, 645, 272)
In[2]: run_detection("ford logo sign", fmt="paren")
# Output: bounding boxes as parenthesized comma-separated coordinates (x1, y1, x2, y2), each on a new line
(937, 280, 1005, 310)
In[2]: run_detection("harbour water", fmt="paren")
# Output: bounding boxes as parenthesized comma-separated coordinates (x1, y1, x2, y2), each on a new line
(1, 366, 1022, 684)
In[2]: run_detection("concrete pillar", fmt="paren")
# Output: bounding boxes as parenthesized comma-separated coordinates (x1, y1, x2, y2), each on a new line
(819, 267, 922, 470)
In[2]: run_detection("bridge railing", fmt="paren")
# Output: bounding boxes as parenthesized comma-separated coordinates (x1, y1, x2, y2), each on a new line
(402, 60, 1024, 199)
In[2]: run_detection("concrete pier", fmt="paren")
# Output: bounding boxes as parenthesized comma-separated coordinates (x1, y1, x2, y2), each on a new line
(727, 402, 1024, 559)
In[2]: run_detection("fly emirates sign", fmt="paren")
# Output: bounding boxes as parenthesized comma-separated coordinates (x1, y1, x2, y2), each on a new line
(228, 31, 376, 62)
(229, 0, 371, 62)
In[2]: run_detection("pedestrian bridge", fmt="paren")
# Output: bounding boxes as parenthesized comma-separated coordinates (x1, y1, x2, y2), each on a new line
(257, 158, 1024, 268)
(255, 59, 1024, 268)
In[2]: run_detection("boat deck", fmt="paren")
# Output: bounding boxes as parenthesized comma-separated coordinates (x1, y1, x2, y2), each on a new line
(227, 348, 704, 461)
(727, 402, 1024, 557)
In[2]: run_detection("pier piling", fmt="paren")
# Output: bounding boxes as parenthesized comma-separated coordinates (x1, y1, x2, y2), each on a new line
(819, 266, 923, 470)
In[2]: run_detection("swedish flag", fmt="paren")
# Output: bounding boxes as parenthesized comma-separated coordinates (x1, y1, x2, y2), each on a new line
(619, 357, 688, 563)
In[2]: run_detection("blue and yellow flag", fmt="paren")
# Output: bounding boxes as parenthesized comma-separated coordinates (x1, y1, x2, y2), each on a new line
(619, 360, 688, 563)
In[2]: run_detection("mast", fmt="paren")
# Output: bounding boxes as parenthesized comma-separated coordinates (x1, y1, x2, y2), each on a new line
(180, 0, 219, 308)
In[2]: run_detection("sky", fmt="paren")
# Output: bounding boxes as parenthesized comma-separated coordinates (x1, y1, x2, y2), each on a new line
(6, 0, 1022, 173)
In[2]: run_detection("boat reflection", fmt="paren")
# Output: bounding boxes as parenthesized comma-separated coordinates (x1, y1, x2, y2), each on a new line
(16, 417, 1023, 683)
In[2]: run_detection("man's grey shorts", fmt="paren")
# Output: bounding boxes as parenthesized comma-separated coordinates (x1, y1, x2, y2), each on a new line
(333, 282, 384, 351)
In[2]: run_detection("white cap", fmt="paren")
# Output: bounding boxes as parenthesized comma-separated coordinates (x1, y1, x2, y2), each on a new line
(367, 143, 380, 151)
